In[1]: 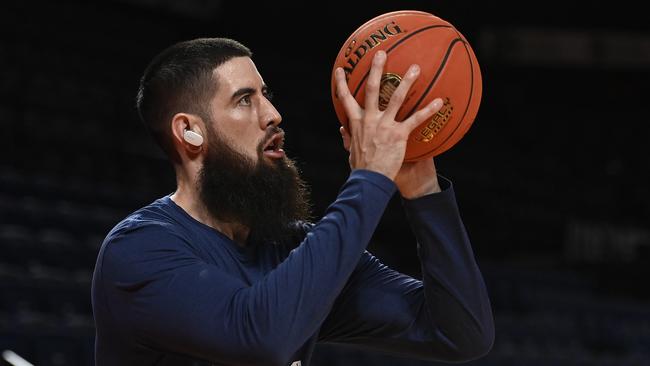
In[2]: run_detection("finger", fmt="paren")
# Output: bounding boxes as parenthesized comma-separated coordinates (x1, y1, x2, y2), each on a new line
(364, 50, 386, 112)
(383, 64, 420, 120)
(401, 97, 444, 133)
(339, 126, 351, 152)
(334, 67, 363, 130)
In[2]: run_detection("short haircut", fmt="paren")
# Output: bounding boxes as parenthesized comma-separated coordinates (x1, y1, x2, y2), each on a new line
(136, 38, 252, 162)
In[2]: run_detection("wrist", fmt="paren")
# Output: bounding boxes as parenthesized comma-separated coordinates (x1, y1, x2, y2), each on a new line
(399, 177, 441, 199)
(394, 159, 440, 199)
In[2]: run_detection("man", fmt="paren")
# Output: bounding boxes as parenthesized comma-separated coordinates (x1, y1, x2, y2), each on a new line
(91, 38, 494, 366)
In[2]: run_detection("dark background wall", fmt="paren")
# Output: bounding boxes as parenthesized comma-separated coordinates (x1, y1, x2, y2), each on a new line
(1, 1, 649, 365)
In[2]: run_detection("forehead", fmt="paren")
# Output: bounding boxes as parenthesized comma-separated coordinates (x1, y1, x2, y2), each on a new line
(212, 56, 264, 97)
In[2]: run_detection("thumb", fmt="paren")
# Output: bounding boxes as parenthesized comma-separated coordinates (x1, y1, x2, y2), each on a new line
(339, 126, 351, 152)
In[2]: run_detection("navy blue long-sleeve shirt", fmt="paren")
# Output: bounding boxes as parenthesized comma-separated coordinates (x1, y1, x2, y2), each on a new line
(91, 170, 494, 365)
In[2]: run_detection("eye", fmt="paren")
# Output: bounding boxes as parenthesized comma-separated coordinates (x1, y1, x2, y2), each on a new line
(238, 95, 252, 106)
(263, 90, 274, 101)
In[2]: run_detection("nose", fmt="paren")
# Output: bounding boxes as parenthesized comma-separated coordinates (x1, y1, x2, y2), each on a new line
(259, 96, 282, 129)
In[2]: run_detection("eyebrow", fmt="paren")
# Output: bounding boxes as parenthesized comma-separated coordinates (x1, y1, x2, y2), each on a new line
(230, 85, 270, 102)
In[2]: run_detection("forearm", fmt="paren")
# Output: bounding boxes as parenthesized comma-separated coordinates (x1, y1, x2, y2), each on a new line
(403, 176, 494, 359)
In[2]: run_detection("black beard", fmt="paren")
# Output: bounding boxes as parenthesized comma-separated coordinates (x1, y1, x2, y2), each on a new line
(198, 124, 311, 245)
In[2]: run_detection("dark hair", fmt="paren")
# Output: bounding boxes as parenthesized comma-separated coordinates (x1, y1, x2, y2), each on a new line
(136, 38, 252, 162)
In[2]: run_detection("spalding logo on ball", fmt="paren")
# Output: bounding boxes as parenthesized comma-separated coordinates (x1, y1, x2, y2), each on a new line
(331, 10, 482, 161)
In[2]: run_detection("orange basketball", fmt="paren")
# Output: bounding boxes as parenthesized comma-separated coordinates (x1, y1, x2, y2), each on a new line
(331, 10, 482, 161)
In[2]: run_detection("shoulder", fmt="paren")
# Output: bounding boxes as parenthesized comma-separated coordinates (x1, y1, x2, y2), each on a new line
(103, 195, 194, 246)
(97, 198, 197, 280)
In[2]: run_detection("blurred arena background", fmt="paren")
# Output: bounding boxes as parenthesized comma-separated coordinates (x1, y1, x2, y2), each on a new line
(1, 0, 649, 365)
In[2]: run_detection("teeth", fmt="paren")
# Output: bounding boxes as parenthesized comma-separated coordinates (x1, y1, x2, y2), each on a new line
(264, 134, 283, 152)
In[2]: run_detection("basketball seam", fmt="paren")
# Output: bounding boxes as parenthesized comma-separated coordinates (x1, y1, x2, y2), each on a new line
(404, 37, 464, 117)
(428, 31, 475, 155)
(350, 25, 453, 98)
(409, 32, 476, 160)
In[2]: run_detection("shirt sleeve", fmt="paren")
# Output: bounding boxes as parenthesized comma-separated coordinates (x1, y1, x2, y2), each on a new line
(96, 170, 396, 366)
(317, 175, 495, 363)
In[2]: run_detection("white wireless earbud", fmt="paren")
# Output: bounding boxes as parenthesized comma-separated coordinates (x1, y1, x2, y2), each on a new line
(183, 130, 204, 147)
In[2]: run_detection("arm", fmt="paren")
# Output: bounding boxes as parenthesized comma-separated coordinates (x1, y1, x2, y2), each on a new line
(97, 170, 395, 366)
(318, 176, 494, 362)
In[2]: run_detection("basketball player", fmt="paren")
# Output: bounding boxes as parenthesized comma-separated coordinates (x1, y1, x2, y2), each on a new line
(91, 38, 494, 366)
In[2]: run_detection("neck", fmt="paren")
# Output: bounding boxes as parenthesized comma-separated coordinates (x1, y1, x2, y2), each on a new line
(170, 172, 250, 247)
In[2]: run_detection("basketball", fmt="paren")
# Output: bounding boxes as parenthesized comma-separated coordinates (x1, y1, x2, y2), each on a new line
(331, 10, 482, 161)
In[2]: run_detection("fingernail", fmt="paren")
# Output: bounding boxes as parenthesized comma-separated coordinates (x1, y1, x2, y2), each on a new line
(432, 98, 443, 109)
(409, 64, 420, 76)
(376, 50, 386, 60)
(336, 67, 343, 77)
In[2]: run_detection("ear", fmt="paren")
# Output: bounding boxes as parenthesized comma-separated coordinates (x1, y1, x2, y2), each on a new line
(171, 113, 205, 151)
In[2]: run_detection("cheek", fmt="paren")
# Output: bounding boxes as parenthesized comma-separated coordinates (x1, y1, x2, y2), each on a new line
(241, 125, 261, 145)
(216, 111, 264, 156)
(234, 126, 264, 157)
(220, 120, 254, 148)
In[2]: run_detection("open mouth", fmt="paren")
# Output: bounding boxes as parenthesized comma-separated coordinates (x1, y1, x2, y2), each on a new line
(262, 132, 285, 158)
